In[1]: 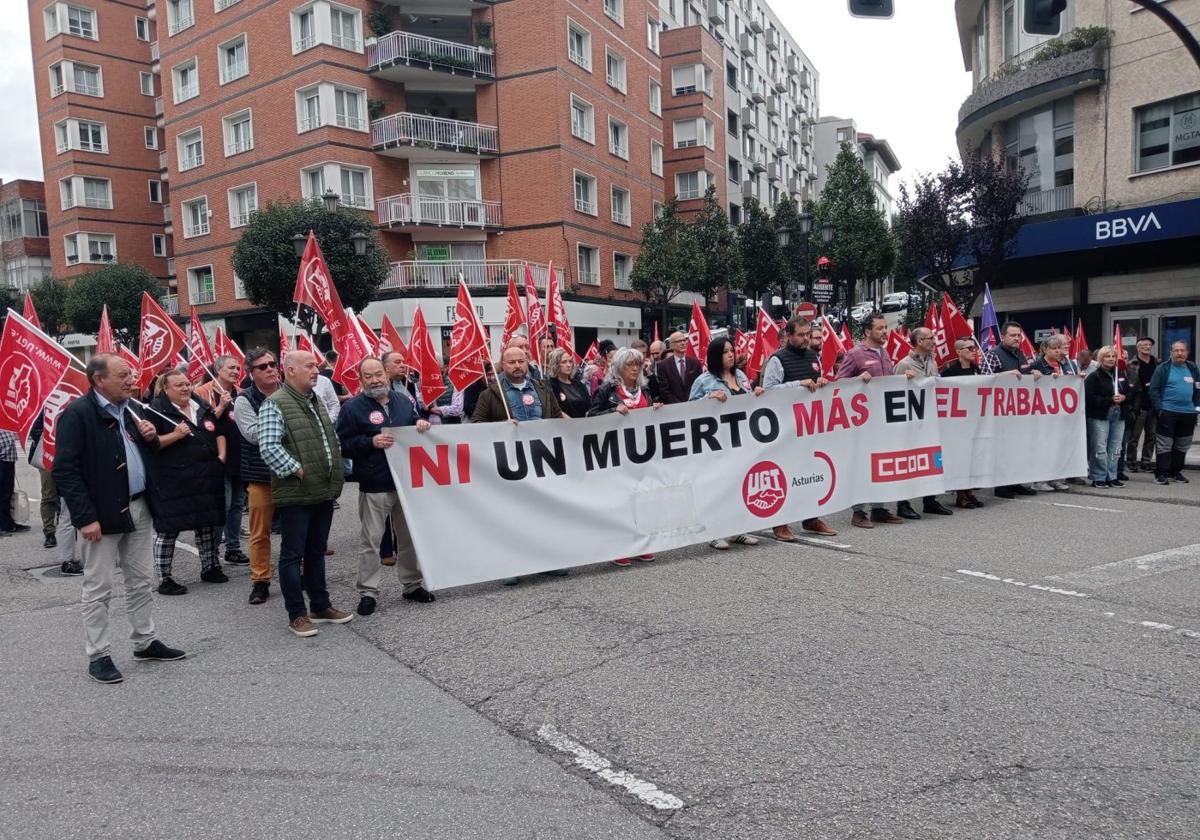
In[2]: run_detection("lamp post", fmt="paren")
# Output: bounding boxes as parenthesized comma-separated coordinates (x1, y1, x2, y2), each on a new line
(775, 212, 813, 319)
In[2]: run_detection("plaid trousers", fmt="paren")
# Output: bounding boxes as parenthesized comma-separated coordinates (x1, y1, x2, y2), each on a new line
(154, 524, 221, 580)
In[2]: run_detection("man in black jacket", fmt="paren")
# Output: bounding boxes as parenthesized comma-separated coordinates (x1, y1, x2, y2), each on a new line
(980, 321, 1043, 499)
(52, 354, 187, 684)
(337, 356, 434, 616)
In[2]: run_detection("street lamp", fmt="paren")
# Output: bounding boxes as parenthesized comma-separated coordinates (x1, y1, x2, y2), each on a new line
(291, 233, 307, 258)
(321, 188, 340, 213)
(349, 231, 370, 257)
(775, 212, 815, 318)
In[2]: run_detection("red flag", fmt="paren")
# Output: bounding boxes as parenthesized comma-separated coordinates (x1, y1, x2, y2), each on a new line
(581, 341, 600, 367)
(96, 305, 115, 354)
(448, 282, 491, 391)
(687, 302, 711, 365)
(22, 294, 41, 330)
(117, 344, 141, 386)
(293, 231, 349, 342)
(0, 310, 74, 444)
(940, 293, 974, 343)
(819, 316, 841, 379)
(839, 322, 855, 353)
(330, 312, 372, 396)
(1113, 322, 1127, 371)
(279, 327, 292, 362)
(734, 329, 751, 359)
(1074, 318, 1088, 354)
(524, 264, 547, 348)
(187, 311, 216, 383)
(296, 333, 314, 356)
(545, 261, 574, 354)
(1061, 325, 1073, 358)
(924, 302, 952, 368)
(378, 314, 408, 363)
(410, 305, 446, 405)
(745, 306, 781, 382)
(356, 315, 381, 355)
(653, 321, 660, 344)
(136, 292, 187, 392)
(1019, 329, 1036, 362)
(886, 329, 909, 367)
(213, 327, 245, 372)
(501, 275, 525, 348)
(40, 365, 89, 470)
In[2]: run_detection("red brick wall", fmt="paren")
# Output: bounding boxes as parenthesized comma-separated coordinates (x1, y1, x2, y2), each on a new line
(660, 25, 726, 219)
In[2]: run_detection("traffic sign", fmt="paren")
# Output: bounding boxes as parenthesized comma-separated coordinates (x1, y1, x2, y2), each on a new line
(811, 281, 835, 305)
(794, 302, 817, 320)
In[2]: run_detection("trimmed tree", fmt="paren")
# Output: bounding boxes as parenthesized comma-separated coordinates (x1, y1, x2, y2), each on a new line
(231, 198, 389, 337)
(737, 197, 781, 313)
(690, 184, 743, 304)
(29, 276, 70, 338)
(629, 199, 704, 333)
(771, 193, 806, 305)
(63, 263, 163, 342)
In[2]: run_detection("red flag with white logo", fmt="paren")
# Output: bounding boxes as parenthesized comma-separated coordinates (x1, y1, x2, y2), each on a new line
(136, 292, 187, 393)
(117, 344, 140, 386)
(886, 329, 909, 367)
(448, 282, 490, 391)
(213, 327, 245, 373)
(581, 341, 600, 367)
(819, 316, 841, 379)
(0, 310, 73, 444)
(40, 365, 89, 471)
(1074, 319, 1088, 354)
(924, 301, 953, 368)
(1018, 329, 1036, 363)
(734, 329, 752, 361)
(524, 264, 547, 350)
(378, 314, 408, 363)
(410, 305, 446, 405)
(545, 261, 574, 355)
(356, 315, 381, 355)
(293, 231, 350, 342)
(687, 301, 711, 366)
(940, 293, 974, 344)
(22, 294, 41, 330)
(96, 305, 115, 354)
(187, 311, 216, 383)
(329, 311, 371, 396)
(296, 333, 314, 356)
(1062, 325, 1073, 359)
(501, 275, 525, 348)
(839, 322, 855, 353)
(745, 306, 780, 382)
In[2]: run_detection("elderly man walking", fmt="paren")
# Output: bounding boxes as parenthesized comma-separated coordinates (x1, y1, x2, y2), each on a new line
(257, 350, 353, 637)
(337, 356, 435, 616)
(53, 354, 186, 684)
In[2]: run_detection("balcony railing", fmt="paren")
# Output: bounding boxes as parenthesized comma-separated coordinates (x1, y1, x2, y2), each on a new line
(368, 30, 495, 77)
(226, 138, 252, 155)
(372, 112, 499, 155)
(174, 83, 198, 103)
(189, 286, 215, 305)
(222, 60, 247, 82)
(180, 152, 203, 171)
(335, 114, 366, 130)
(160, 294, 179, 314)
(168, 14, 193, 35)
(383, 260, 549, 291)
(339, 193, 371, 210)
(1018, 184, 1074, 217)
(150, 41, 159, 61)
(376, 193, 502, 228)
(184, 218, 210, 238)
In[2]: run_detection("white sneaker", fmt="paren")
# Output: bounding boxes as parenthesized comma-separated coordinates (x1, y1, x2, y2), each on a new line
(1050, 481, 1070, 491)
(1031, 482, 1055, 492)
(709, 538, 731, 550)
(731, 534, 760, 545)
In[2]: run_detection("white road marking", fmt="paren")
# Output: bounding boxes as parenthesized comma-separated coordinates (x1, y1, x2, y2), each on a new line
(536, 724, 684, 811)
(1011, 498, 1124, 514)
(1101, 612, 1200, 641)
(1048, 544, 1200, 589)
(176, 541, 199, 556)
(956, 569, 1090, 598)
(797, 536, 853, 549)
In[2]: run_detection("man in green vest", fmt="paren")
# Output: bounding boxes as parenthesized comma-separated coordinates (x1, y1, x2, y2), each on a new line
(257, 349, 353, 638)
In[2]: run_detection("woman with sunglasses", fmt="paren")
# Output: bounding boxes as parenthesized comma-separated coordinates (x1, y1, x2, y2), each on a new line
(940, 337, 985, 509)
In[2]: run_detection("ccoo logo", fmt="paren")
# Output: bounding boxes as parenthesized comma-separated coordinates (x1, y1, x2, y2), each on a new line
(742, 460, 787, 518)
(871, 446, 944, 482)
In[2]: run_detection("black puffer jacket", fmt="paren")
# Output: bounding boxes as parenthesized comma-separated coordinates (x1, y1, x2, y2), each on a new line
(147, 394, 226, 532)
(1084, 366, 1131, 421)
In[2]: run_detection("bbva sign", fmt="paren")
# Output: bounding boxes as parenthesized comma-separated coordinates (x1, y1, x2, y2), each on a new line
(1095, 211, 1162, 241)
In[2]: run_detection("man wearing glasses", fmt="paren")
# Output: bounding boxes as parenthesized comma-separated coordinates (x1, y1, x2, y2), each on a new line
(233, 348, 282, 606)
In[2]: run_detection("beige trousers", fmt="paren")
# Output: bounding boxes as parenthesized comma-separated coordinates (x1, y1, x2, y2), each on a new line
(356, 490, 423, 597)
(79, 497, 157, 660)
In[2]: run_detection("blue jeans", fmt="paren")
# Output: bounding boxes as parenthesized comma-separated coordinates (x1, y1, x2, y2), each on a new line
(223, 479, 247, 551)
(1088, 408, 1125, 482)
(277, 501, 334, 620)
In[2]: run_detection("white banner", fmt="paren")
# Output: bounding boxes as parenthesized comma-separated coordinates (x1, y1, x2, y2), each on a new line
(384, 375, 1086, 590)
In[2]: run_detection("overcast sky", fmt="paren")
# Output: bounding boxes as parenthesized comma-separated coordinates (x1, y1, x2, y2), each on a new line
(0, 0, 971, 189)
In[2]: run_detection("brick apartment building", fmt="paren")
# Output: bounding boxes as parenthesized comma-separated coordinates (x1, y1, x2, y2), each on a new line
(27, 0, 821, 350)
(0, 180, 52, 293)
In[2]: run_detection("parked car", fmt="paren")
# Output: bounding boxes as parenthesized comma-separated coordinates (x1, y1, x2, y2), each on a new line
(881, 292, 910, 312)
(850, 302, 876, 324)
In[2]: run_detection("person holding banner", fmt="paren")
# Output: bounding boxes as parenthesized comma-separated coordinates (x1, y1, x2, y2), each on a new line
(940, 338, 985, 509)
(1029, 334, 1077, 492)
(588, 347, 663, 417)
(982, 322, 1042, 499)
(258, 350, 354, 636)
(53, 354, 187, 684)
(545, 347, 590, 418)
(146, 370, 229, 596)
(233, 348, 282, 605)
(1084, 346, 1130, 488)
(894, 328, 955, 518)
(336, 356, 434, 616)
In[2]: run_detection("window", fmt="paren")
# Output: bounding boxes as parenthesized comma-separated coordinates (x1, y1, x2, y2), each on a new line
(148, 180, 163, 203)
(651, 140, 663, 176)
(567, 20, 591, 70)
(54, 118, 107, 153)
(613, 253, 631, 290)
(675, 171, 702, 200)
(339, 166, 369, 208)
(1003, 97, 1074, 192)
(606, 49, 627, 92)
(178, 127, 204, 170)
(975, 1, 988, 80)
(577, 244, 599, 285)
(183, 198, 210, 238)
(187, 265, 215, 305)
(329, 5, 361, 52)
(167, 0, 194, 35)
(216, 0, 241, 12)
(573, 171, 596, 215)
(51, 61, 102, 96)
(652, 200, 664, 218)
(608, 117, 628, 159)
(603, 0, 623, 25)
(726, 59, 738, 89)
(66, 5, 96, 38)
(1135, 92, 1200, 173)
(610, 186, 630, 225)
(152, 234, 167, 256)
(233, 274, 247, 299)
(836, 127, 849, 142)
(649, 79, 661, 116)
(135, 15, 149, 39)
(3, 256, 52, 291)
(570, 95, 594, 143)
(293, 7, 315, 52)
(303, 166, 324, 197)
(173, 59, 199, 103)
(728, 157, 741, 183)
(297, 85, 322, 131)
(223, 110, 253, 155)
(672, 64, 712, 96)
(647, 16, 659, 54)
(0, 199, 48, 240)
(300, 162, 373, 208)
(64, 232, 115, 264)
(729, 203, 741, 225)
(334, 85, 365, 130)
(219, 35, 248, 84)
(228, 184, 258, 227)
(140, 71, 154, 95)
(144, 126, 158, 149)
(73, 177, 111, 209)
(673, 117, 714, 150)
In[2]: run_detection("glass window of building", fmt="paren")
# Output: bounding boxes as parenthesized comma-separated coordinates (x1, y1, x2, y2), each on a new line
(1135, 92, 1200, 173)
(1003, 97, 1073, 194)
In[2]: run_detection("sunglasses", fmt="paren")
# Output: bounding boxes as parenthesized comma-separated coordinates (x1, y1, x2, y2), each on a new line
(251, 361, 278, 371)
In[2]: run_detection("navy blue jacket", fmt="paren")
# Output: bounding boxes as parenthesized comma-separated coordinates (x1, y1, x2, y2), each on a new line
(335, 391, 419, 493)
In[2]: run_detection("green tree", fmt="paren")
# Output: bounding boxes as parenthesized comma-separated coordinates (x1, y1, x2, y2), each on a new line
(690, 184, 743, 303)
(28, 276, 70, 338)
(737, 198, 781, 311)
(64, 263, 163, 342)
(629, 199, 704, 332)
(809, 142, 894, 308)
(0, 286, 17, 329)
(231, 199, 389, 337)
(770, 193, 806, 305)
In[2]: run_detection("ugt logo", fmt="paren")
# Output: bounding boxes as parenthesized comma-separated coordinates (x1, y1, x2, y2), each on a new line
(302, 262, 333, 306)
(142, 316, 170, 362)
(1, 356, 37, 418)
(742, 460, 787, 518)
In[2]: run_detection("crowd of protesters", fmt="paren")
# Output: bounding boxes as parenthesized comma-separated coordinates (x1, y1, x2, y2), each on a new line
(7, 310, 1197, 684)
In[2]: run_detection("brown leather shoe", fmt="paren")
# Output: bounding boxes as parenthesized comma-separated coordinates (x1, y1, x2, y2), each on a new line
(771, 525, 797, 542)
(802, 518, 838, 537)
(289, 615, 318, 637)
(310, 607, 354, 624)
(325, 547, 335, 556)
(851, 511, 874, 529)
(380, 555, 396, 566)
(870, 509, 905, 524)
(955, 491, 972, 509)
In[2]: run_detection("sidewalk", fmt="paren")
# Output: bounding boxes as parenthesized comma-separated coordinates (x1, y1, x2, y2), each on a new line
(0, 523, 667, 839)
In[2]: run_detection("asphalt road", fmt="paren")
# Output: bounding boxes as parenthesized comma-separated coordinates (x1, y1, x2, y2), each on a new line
(3, 456, 1198, 839)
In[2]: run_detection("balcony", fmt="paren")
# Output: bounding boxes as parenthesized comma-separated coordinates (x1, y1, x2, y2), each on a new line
(739, 33, 753, 56)
(382, 259, 549, 292)
(765, 29, 780, 52)
(766, 95, 779, 116)
(167, 14, 193, 35)
(180, 153, 203, 171)
(706, 0, 723, 24)
(368, 31, 495, 86)
(150, 41, 159, 61)
(1017, 184, 1075, 218)
(377, 195, 501, 229)
(372, 112, 498, 160)
(160, 294, 179, 315)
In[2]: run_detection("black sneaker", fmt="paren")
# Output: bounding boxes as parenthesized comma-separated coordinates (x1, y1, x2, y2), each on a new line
(1154, 476, 1169, 485)
(1171, 473, 1190, 484)
(133, 640, 187, 661)
(994, 487, 1015, 499)
(357, 595, 377, 616)
(61, 559, 84, 576)
(1117, 472, 1130, 482)
(44, 534, 57, 548)
(7, 523, 30, 532)
(1012, 485, 1037, 495)
(402, 587, 436, 604)
(157, 577, 188, 595)
(200, 567, 229, 583)
(248, 581, 269, 605)
(1109, 479, 1125, 488)
(88, 655, 123, 684)
(223, 549, 250, 566)
(1091, 481, 1109, 488)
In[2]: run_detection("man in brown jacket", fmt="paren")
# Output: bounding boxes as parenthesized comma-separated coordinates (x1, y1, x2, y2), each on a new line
(472, 346, 562, 423)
